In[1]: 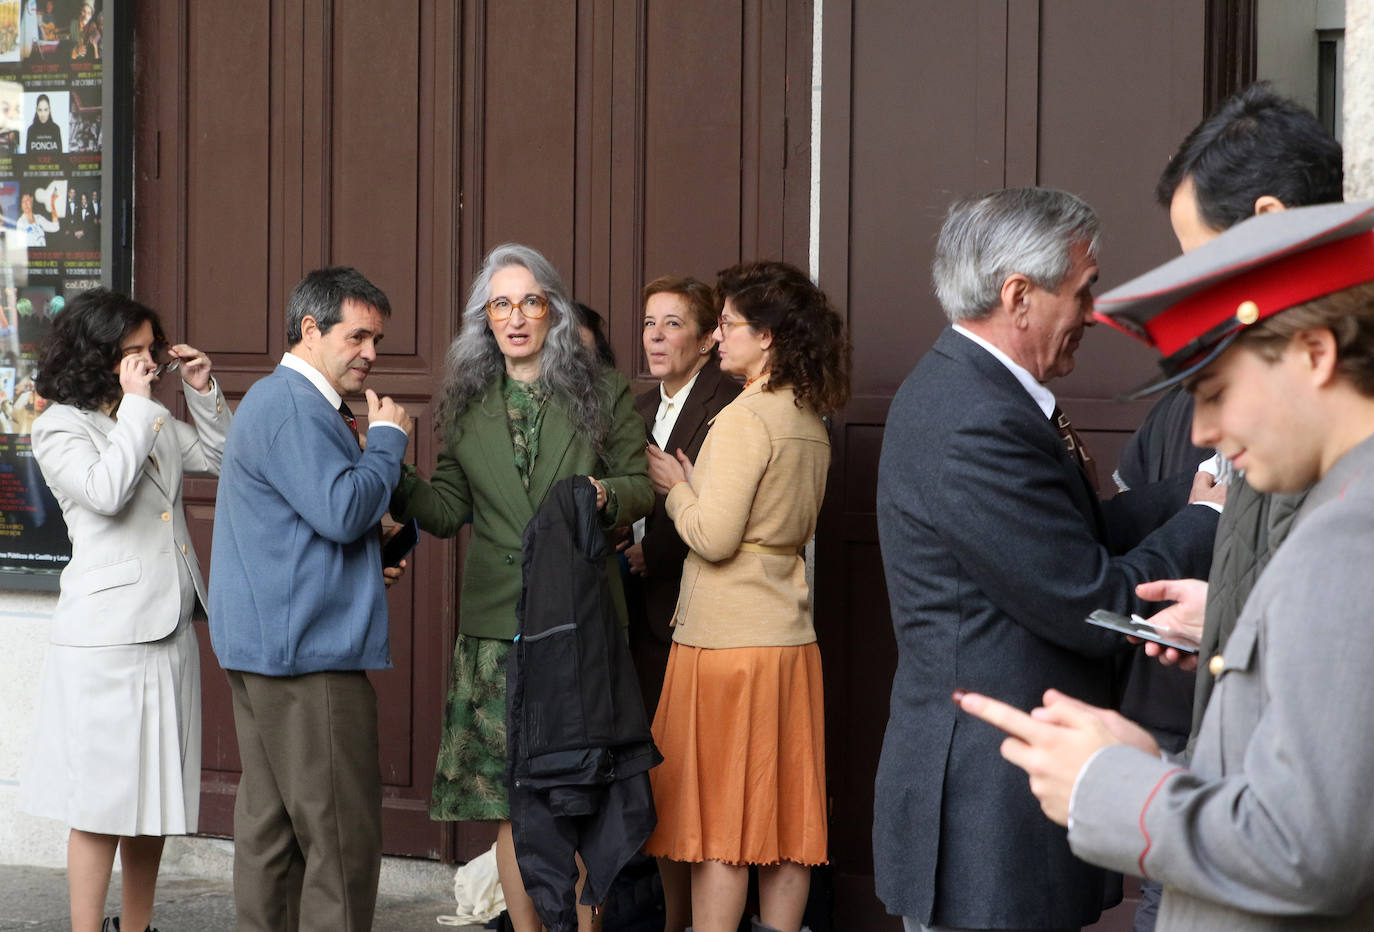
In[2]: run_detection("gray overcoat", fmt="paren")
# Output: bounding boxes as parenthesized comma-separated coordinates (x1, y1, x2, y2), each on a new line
(1070, 432, 1374, 930)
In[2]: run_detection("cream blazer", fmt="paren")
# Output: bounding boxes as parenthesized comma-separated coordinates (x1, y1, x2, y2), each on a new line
(665, 377, 830, 649)
(32, 384, 231, 647)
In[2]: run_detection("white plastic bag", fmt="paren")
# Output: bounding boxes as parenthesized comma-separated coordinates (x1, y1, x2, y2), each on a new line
(437, 842, 507, 926)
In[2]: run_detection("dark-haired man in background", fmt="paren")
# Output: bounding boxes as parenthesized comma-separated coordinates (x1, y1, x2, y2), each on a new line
(209, 267, 412, 931)
(1115, 82, 1344, 490)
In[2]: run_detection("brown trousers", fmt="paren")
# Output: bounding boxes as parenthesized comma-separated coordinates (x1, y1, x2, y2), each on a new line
(226, 669, 382, 932)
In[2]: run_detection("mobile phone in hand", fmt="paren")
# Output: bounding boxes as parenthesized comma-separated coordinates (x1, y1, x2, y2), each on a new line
(382, 519, 419, 568)
(1086, 608, 1200, 653)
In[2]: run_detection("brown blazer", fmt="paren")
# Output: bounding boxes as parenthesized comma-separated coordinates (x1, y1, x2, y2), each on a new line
(633, 358, 741, 638)
(629, 358, 739, 712)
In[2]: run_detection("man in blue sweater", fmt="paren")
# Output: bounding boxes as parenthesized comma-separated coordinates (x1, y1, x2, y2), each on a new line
(209, 266, 411, 931)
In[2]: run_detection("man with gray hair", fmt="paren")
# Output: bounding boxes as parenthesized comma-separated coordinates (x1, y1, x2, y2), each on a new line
(872, 187, 1221, 931)
(209, 266, 412, 931)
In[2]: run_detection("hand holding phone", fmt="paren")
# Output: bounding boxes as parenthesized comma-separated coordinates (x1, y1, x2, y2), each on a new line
(1085, 608, 1200, 654)
(382, 519, 420, 568)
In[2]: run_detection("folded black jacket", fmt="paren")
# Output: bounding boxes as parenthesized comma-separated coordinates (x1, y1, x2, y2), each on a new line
(506, 475, 661, 932)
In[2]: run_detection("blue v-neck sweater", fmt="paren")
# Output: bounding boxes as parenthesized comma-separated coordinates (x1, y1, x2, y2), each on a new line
(209, 366, 407, 675)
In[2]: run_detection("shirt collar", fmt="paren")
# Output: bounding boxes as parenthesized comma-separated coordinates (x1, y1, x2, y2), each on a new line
(952, 324, 1057, 419)
(280, 351, 343, 410)
(659, 368, 703, 408)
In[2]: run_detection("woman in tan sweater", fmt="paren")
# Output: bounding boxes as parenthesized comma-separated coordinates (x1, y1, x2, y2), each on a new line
(644, 260, 851, 932)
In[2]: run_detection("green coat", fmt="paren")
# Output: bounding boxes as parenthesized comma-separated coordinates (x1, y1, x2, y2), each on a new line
(391, 369, 652, 640)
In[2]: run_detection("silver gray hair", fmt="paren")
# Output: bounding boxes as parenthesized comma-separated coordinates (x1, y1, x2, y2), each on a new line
(931, 187, 1101, 323)
(437, 243, 609, 450)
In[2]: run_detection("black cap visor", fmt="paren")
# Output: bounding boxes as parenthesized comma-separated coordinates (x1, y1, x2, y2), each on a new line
(1115, 321, 1244, 402)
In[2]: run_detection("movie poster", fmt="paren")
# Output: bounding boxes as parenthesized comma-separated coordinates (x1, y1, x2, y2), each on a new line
(0, 0, 104, 588)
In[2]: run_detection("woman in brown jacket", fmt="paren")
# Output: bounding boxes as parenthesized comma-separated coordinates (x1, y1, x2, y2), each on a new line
(644, 260, 851, 932)
(625, 275, 741, 715)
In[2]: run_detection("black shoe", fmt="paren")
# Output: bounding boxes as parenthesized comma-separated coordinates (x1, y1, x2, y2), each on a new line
(101, 919, 156, 932)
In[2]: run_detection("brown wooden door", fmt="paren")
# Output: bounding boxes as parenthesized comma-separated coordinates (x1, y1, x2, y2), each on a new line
(459, 0, 812, 391)
(132, 0, 811, 861)
(129, 0, 1248, 908)
(813, 1, 1250, 926)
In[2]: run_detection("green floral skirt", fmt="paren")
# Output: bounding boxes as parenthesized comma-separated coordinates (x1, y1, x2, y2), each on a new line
(430, 634, 512, 822)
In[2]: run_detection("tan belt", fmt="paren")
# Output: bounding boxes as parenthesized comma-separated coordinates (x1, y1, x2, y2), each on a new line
(736, 542, 803, 557)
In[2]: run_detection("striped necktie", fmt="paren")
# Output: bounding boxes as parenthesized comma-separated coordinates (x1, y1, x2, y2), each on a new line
(1053, 405, 1099, 494)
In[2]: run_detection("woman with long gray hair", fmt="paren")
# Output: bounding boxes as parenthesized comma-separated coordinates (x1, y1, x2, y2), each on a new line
(389, 242, 652, 932)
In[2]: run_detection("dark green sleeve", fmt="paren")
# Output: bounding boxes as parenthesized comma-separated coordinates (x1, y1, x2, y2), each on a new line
(596, 372, 653, 528)
(389, 427, 474, 538)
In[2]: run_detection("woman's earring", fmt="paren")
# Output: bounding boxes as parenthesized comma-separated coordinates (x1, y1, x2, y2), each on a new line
(699, 346, 710, 354)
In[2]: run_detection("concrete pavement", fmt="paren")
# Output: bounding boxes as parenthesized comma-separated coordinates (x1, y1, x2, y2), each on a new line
(0, 862, 485, 931)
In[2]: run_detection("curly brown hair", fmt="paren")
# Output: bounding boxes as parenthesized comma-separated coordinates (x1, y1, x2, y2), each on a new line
(716, 260, 851, 416)
(35, 289, 168, 410)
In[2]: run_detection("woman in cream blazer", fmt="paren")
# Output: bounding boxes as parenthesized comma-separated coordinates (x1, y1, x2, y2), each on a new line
(19, 289, 230, 932)
(644, 261, 851, 932)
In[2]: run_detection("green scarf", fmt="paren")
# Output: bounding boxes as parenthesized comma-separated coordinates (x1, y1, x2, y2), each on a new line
(503, 375, 550, 491)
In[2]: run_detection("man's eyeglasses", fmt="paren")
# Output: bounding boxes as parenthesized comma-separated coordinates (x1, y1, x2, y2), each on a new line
(486, 295, 550, 321)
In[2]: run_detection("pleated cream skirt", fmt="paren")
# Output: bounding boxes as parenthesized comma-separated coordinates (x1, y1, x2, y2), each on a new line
(19, 615, 202, 836)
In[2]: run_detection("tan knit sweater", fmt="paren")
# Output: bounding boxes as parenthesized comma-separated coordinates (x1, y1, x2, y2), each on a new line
(665, 377, 831, 648)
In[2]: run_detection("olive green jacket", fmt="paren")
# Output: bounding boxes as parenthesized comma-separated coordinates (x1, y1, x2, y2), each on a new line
(390, 370, 652, 639)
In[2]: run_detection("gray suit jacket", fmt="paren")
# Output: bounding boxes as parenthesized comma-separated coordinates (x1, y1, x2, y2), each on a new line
(32, 383, 231, 647)
(874, 328, 1219, 927)
(1069, 432, 1374, 930)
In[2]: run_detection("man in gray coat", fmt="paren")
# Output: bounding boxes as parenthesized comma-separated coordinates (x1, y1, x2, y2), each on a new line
(1114, 84, 1342, 932)
(959, 200, 1374, 930)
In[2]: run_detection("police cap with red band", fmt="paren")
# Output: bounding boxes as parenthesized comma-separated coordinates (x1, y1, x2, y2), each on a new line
(1094, 200, 1374, 400)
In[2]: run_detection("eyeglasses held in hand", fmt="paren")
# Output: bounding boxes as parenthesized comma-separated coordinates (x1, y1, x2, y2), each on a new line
(152, 358, 181, 378)
(485, 294, 550, 321)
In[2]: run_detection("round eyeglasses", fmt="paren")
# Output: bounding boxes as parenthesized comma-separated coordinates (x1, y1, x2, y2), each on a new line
(486, 295, 550, 321)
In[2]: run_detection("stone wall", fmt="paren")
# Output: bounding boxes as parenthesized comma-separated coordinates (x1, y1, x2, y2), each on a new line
(1347, 0, 1374, 197)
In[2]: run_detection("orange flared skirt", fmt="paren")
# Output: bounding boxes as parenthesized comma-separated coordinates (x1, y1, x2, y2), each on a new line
(644, 641, 828, 866)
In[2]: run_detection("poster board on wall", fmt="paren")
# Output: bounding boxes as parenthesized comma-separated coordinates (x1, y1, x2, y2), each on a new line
(0, 0, 126, 591)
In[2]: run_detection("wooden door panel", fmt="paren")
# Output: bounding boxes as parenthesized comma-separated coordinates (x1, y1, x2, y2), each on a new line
(184, 0, 273, 356)
(816, 0, 1239, 923)
(1037, 0, 1208, 405)
(330, 0, 424, 356)
(137, 0, 460, 858)
(845, 0, 1003, 399)
(641, 1, 744, 301)
(138, 0, 807, 863)
(476, 0, 579, 278)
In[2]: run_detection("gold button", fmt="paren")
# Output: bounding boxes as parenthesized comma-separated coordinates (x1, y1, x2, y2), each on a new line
(1208, 654, 1224, 676)
(1236, 300, 1259, 325)
(161, 512, 171, 522)
(181, 543, 188, 554)
(153, 423, 161, 432)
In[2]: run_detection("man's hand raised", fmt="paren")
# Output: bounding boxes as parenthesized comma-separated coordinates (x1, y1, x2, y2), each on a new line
(365, 388, 413, 438)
